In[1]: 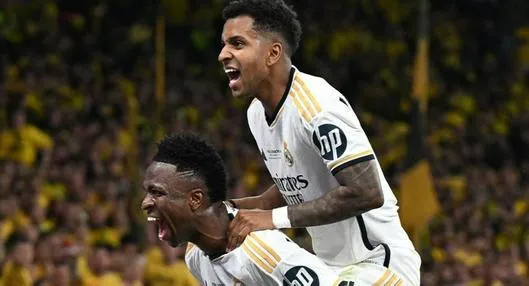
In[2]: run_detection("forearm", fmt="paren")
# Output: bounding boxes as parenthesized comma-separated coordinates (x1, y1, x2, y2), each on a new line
(287, 185, 380, 227)
(230, 195, 264, 209)
(232, 184, 285, 210)
(286, 160, 384, 227)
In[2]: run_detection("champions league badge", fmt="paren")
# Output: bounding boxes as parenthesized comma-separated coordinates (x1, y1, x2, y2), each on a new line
(283, 142, 294, 167)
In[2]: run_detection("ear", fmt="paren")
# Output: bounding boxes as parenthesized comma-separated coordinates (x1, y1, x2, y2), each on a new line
(266, 42, 283, 66)
(188, 189, 206, 212)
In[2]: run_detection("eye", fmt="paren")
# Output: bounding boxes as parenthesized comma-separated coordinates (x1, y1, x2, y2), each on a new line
(234, 40, 244, 49)
(149, 188, 165, 198)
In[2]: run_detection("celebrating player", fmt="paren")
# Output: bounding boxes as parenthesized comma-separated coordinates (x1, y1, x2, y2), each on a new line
(141, 133, 358, 285)
(218, 0, 421, 284)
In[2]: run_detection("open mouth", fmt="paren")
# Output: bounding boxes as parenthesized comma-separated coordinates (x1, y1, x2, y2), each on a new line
(224, 68, 241, 89)
(148, 216, 171, 241)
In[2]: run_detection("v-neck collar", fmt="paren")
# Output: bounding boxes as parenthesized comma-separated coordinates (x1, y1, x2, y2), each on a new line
(264, 66, 296, 126)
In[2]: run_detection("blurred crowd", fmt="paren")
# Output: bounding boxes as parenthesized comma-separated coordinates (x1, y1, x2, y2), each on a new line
(1, 0, 529, 285)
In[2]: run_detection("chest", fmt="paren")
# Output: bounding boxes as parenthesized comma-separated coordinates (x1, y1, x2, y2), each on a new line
(254, 111, 315, 172)
(253, 112, 334, 204)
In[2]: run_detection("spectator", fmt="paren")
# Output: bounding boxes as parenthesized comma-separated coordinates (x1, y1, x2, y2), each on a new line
(0, 234, 35, 286)
(0, 0, 528, 284)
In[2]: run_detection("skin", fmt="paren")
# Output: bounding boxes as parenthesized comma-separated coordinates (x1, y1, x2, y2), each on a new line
(219, 16, 292, 116)
(218, 16, 385, 251)
(141, 162, 232, 258)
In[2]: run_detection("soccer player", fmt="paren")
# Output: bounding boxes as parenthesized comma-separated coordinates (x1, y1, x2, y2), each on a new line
(218, 0, 421, 284)
(140, 133, 355, 285)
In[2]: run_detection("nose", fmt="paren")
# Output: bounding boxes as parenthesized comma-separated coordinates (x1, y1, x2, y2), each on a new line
(141, 195, 154, 213)
(218, 45, 232, 63)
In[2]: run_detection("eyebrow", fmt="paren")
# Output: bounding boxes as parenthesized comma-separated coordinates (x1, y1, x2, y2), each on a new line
(222, 35, 247, 44)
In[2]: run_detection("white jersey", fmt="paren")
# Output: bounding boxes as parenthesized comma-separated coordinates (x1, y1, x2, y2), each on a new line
(247, 67, 421, 284)
(185, 230, 348, 285)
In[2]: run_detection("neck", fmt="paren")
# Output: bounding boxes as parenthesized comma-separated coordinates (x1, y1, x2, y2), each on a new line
(256, 61, 292, 117)
(191, 202, 231, 258)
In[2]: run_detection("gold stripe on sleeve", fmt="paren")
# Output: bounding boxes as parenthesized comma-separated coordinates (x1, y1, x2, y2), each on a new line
(241, 242, 274, 273)
(385, 274, 399, 286)
(292, 83, 317, 118)
(373, 269, 392, 286)
(249, 233, 282, 263)
(245, 236, 278, 269)
(328, 150, 374, 171)
(295, 76, 322, 113)
(291, 90, 313, 122)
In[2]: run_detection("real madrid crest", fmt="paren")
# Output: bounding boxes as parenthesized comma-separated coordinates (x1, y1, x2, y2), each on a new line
(283, 142, 294, 167)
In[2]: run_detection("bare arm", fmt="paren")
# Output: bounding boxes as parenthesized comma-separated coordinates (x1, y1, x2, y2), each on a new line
(231, 184, 286, 210)
(288, 159, 384, 227)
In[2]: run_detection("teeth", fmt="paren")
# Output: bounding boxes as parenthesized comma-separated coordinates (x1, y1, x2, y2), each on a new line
(225, 68, 238, 74)
(147, 217, 158, 222)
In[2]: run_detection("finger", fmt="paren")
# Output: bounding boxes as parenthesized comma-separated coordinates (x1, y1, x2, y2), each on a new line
(227, 221, 242, 251)
(238, 226, 250, 244)
(227, 233, 241, 252)
(227, 217, 242, 246)
(228, 226, 249, 251)
(229, 226, 246, 251)
(229, 221, 251, 251)
(228, 215, 241, 234)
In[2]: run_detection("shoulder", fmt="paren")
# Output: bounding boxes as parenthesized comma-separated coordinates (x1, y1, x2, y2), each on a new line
(291, 70, 353, 125)
(240, 230, 303, 273)
(239, 231, 288, 273)
(294, 71, 344, 108)
(240, 231, 342, 285)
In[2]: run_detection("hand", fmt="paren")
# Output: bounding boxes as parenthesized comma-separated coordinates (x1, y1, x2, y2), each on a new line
(226, 209, 275, 251)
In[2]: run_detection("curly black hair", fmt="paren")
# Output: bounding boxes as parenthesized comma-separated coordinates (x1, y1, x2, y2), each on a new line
(152, 132, 227, 203)
(222, 0, 302, 57)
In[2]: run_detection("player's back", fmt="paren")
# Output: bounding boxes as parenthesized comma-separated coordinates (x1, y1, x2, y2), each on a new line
(185, 230, 345, 285)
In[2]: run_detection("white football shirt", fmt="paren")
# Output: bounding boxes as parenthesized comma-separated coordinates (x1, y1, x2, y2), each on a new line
(185, 230, 349, 285)
(247, 67, 419, 272)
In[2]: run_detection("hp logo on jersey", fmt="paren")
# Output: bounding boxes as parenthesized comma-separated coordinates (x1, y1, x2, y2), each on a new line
(283, 266, 319, 286)
(312, 124, 347, 160)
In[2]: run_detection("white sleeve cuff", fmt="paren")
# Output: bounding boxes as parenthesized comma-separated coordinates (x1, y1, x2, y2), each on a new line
(272, 206, 291, 229)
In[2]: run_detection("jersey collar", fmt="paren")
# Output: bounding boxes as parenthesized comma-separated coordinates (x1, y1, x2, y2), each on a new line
(265, 66, 296, 126)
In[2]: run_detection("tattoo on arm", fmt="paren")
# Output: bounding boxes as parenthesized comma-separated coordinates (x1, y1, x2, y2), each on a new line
(288, 159, 384, 227)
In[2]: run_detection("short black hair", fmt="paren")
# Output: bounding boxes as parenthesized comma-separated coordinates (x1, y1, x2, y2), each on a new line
(152, 132, 227, 203)
(222, 0, 302, 56)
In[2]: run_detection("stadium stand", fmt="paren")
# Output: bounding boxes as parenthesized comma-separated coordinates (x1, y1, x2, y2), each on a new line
(0, 0, 528, 285)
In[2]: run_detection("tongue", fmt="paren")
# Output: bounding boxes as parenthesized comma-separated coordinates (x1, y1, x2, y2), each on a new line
(229, 79, 238, 89)
(229, 73, 240, 89)
(158, 220, 170, 241)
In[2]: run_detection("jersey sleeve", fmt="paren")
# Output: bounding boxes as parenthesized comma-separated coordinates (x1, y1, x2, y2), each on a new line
(301, 96, 375, 175)
(240, 231, 345, 286)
